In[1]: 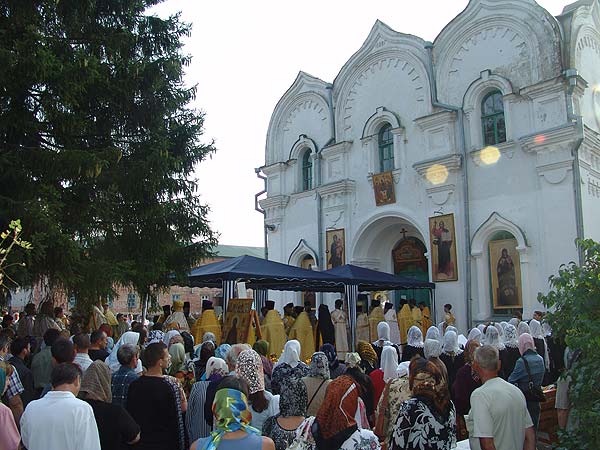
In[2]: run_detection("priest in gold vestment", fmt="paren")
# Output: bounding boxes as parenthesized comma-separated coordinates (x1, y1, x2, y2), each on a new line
(288, 308, 314, 362)
(261, 300, 287, 357)
(191, 300, 222, 345)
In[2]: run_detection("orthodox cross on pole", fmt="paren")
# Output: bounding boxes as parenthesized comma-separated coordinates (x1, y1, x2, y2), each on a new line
(400, 227, 408, 239)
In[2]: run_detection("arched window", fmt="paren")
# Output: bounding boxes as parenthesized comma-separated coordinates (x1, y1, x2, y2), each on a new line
(378, 124, 394, 172)
(302, 150, 313, 191)
(481, 91, 506, 146)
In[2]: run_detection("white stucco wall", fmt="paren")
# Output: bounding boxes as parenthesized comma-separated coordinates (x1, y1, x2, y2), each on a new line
(259, 0, 600, 331)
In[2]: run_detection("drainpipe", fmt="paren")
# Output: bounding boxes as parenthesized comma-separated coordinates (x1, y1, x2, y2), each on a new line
(564, 68, 585, 265)
(425, 42, 473, 327)
(254, 168, 269, 260)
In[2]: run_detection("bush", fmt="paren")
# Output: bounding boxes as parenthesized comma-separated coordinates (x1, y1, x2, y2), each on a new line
(538, 239, 600, 449)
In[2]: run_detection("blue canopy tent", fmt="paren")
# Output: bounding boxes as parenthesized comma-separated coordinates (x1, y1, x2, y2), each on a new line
(186, 255, 344, 319)
(322, 264, 435, 350)
(185, 257, 435, 351)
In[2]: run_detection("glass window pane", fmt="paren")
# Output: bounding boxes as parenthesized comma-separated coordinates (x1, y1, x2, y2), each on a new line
(496, 116, 506, 143)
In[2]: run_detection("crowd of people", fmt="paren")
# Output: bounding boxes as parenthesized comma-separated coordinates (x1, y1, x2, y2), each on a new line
(0, 297, 570, 450)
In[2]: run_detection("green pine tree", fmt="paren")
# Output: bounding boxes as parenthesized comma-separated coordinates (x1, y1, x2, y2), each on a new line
(0, 1, 217, 310)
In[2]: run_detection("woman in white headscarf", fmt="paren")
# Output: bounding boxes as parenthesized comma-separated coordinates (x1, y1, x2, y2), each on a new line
(374, 348, 411, 444)
(372, 321, 401, 366)
(502, 324, 521, 378)
(105, 331, 143, 373)
(529, 319, 550, 370)
(484, 325, 508, 378)
(425, 325, 441, 342)
(424, 338, 448, 389)
(467, 327, 482, 343)
(493, 323, 506, 346)
(440, 330, 464, 391)
(401, 326, 424, 362)
(271, 340, 309, 395)
(163, 330, 182, 348)
(508, 317, 520, 327)
(517, 321, 531, 336)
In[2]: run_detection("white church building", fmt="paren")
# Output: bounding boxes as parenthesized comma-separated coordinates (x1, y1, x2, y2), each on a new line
(257, 0, 600, 331)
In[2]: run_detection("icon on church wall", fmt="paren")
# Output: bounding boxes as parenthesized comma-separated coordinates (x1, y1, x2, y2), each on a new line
(326, 228, 345, 269)
(489, 238, 522, 309)
(372, 171, 396, 206)
(428, 214, 458, 282)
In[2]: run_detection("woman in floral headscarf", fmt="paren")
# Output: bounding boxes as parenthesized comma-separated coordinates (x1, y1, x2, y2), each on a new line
(301, 352, 331, 417)
(390, 357, 456, 450)
(344, 352, 376, 426)
(501, 323, 521, 379)
(191, 375, 275, 450)
(320, 343, 346, 379)
(188, 357, 229, 442)
(310, 376, 380, 450)
(236, 350, 280, 430)
(262, 378, 308, 450)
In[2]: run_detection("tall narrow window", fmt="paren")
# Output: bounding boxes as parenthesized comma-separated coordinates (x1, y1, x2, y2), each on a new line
(378, 124, 394, 172)
(302, 150, 313, 191)
(481, 91, 506, 146)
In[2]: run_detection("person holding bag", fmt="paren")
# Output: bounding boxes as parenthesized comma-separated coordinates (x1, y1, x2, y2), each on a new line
(508, 333, 545, 432)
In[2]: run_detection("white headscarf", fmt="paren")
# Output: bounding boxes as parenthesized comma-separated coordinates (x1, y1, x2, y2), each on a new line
(493, 323, 505, 345)
(467, 328, 482, 343)
(446, 325, 458, 336)
(424, 338, 442, 359)
(529, 319, 544, 339)
(380, 345, 399, 382)
(529, 319, 550, 368)
(373, 322, 392, 347)
(484, 326, 505, 351)
(163, 330, 181, 347)
(397, 361, 410, 377)
(425, 326, 441, 342)
(105, 331, 143, 373)
(205, 356, 228, 379)
(517, 321, 531, 336)
(542, 322, 552, 337)
(504, 324, 519, 348)
(500, 321, 509, 332)
(477, 324, 486, 332)
(508, 317, 520, 327)
(276, 339, 301, 368)
(442, 330, 462, 355)
(407, 326, 424, 348)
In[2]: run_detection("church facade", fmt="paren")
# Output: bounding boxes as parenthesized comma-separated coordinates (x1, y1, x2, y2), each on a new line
(258, 0, 600, 331)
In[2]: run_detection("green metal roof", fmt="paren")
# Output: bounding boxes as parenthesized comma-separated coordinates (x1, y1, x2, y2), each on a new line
(214, 244, 265, 259)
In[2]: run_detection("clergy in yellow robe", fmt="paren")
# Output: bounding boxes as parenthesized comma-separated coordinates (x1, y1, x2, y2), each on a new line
(410, 303, 423, 331)
(288, 311, 314, 362)
(368, 300, 385, 342)
(191, 300, 222, 345)
(398, 302, 412, 345)
(420, 304, 432, 335)
(282, 302, 296, 336)
(261, 301, 287, 357)
(356, 305, 370, 345)
(163, 299, 190, 332)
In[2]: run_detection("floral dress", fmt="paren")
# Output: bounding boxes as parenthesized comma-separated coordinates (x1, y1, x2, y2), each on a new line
(390, 397, 456, 450)
(375, 377, 411, 443)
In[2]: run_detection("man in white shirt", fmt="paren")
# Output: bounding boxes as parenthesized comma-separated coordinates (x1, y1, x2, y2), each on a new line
(72, 333, 93, 372)
(20, 362, 101, 450)
(470, 345, 536, 450)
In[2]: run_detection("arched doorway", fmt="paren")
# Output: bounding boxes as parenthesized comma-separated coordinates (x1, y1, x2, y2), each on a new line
(392, 237, 430, 307)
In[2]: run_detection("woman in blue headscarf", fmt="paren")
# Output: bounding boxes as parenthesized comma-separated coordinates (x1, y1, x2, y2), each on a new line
(191, 376, 275, 450)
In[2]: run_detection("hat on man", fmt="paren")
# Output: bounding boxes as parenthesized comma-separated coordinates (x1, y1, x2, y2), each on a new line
(265, 300, 275, 310)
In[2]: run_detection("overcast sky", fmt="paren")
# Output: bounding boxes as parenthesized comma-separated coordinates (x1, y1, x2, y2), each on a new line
(151, 0, 570, 248)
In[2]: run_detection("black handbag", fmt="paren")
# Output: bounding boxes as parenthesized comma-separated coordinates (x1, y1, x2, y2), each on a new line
(520, 356, 546, 402)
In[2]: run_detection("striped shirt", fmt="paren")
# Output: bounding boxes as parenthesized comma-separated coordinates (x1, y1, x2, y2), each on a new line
(186, 381, 212, 442)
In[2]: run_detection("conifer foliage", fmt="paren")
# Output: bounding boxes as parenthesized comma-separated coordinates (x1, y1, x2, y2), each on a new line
(0, 1, 217, 308)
